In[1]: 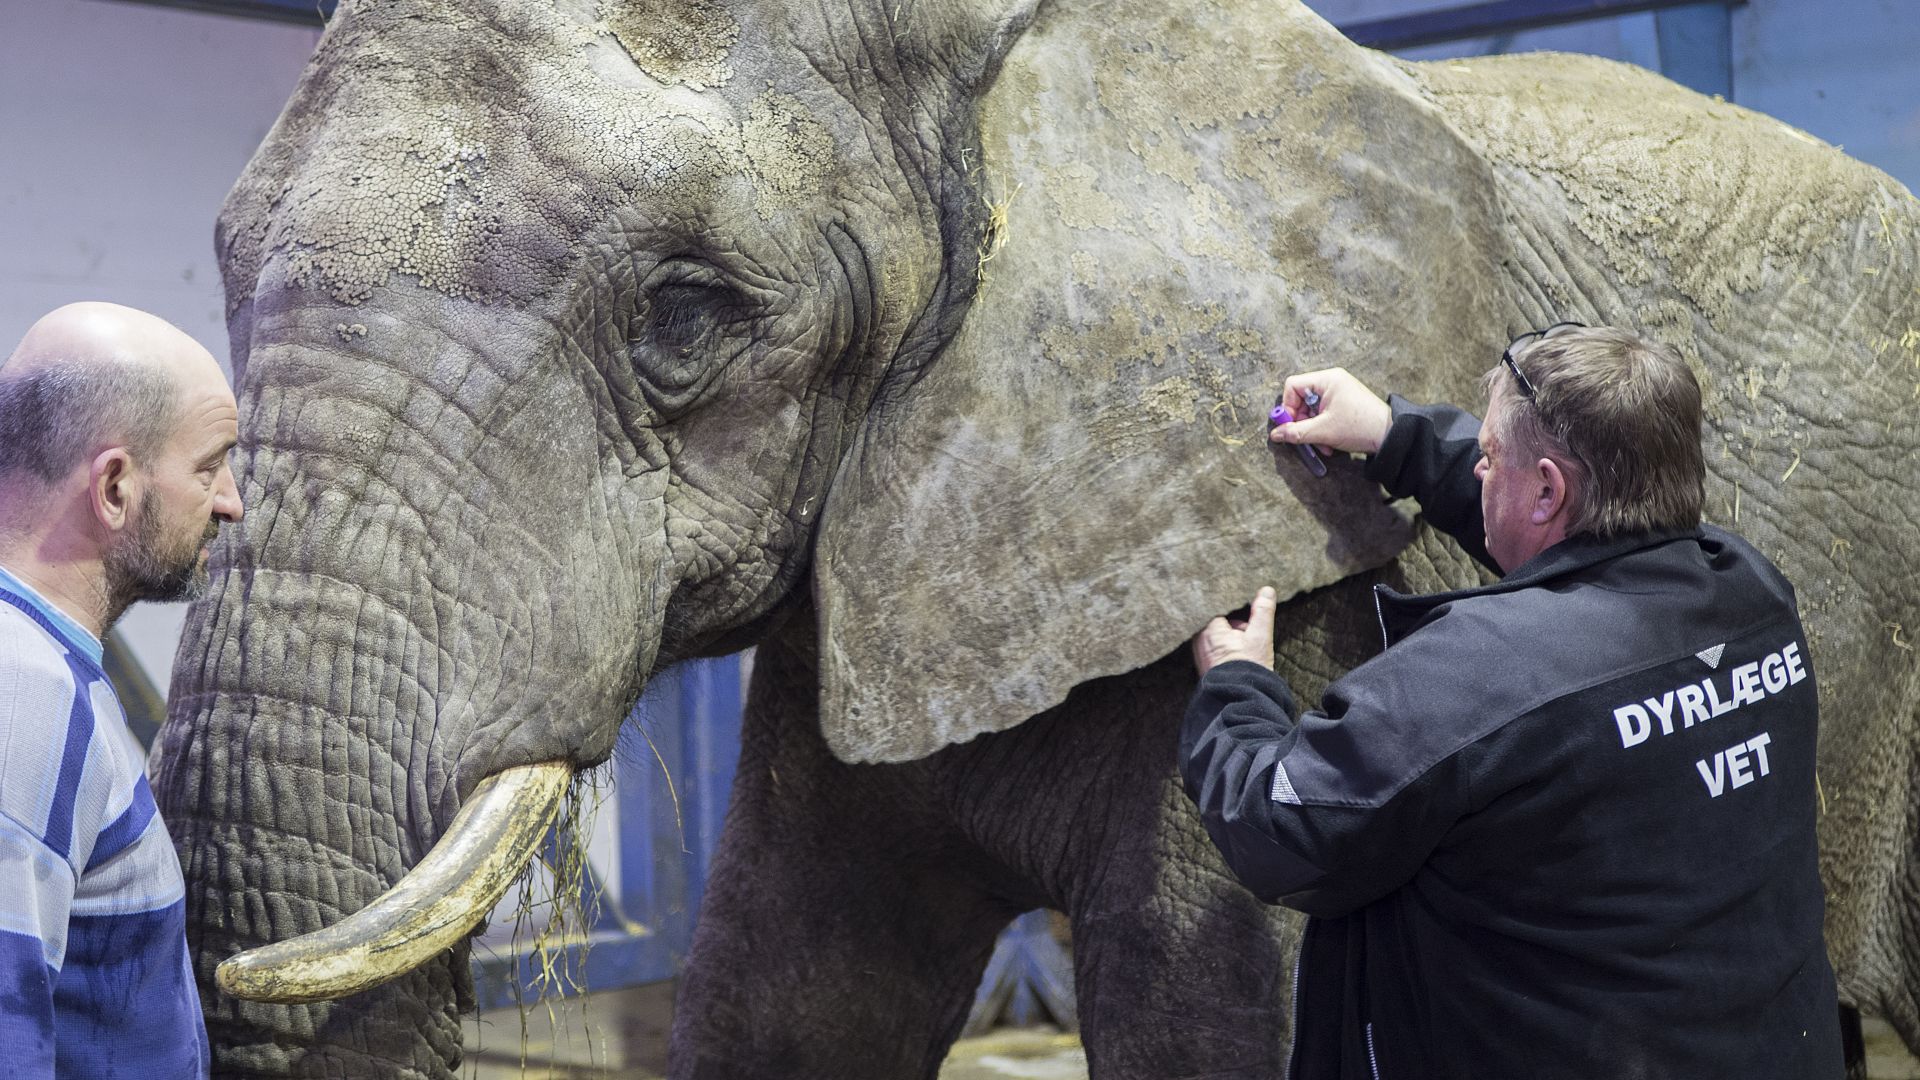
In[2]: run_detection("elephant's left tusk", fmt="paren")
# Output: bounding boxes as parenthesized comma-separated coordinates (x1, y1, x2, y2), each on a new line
(215, 760, 572, 1004)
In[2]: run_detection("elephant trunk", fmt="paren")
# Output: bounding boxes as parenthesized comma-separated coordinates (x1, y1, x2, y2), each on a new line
(152, 305, 654, 1077)
(153, 545, 492, 1077)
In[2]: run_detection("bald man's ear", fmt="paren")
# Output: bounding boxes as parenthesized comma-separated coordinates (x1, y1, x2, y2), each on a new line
(89, 448, 141, 535)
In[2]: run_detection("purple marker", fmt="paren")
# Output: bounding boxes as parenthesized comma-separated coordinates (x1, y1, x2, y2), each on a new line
(1270, 390, 1329, 477)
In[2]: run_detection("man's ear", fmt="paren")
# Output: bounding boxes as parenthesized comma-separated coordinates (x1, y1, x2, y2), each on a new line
(89, 448, 139, 534)
(1531, 456, 1572, 526)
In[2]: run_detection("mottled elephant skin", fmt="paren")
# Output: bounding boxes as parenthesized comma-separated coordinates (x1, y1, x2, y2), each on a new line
(147, 0, 1919, 1076)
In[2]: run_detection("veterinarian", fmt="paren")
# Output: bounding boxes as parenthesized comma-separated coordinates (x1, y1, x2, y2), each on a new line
(1182, 324, 1841, 1079)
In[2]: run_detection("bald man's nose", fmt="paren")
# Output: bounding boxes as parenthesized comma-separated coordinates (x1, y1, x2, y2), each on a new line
(215, 465, 244, 524)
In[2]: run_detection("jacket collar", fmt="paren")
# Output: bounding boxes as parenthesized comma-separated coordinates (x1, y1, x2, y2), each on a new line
(1371, 525, 1705, 648)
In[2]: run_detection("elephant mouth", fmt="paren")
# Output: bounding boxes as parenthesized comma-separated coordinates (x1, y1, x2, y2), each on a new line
(215, 761, 573, 1004)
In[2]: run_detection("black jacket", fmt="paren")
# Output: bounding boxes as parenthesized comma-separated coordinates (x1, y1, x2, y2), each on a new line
(1181, 398, 1841, 1080)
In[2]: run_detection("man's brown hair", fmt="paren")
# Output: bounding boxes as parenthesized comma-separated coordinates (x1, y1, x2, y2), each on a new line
(1481, 324, 1705, 538)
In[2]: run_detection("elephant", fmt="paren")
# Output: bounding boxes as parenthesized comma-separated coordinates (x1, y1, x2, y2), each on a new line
(147, 0, 1920, 1075)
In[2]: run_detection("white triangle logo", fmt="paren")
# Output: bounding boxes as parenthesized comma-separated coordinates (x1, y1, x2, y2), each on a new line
(1696, 643, 1726, 670)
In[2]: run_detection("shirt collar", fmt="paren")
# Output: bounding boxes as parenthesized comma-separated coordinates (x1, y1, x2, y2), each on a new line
(0, 562, 105, 667)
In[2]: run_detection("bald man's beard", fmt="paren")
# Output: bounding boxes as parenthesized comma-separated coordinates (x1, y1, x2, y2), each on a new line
(104, 489, 218, 628)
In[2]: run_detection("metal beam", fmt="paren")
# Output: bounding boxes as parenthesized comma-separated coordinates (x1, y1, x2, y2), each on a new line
(1339, 0, 1741, 52)
(102, 0, 334, 27)
(103, 631, 166, 750)
(965, 911, 1079, 1036)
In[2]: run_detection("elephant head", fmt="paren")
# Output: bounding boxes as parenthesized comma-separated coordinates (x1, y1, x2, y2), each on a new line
(152, 0, 1517, 1073)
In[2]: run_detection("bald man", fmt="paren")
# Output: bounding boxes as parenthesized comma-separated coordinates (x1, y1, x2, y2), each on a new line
(0, 302, 241, 1078)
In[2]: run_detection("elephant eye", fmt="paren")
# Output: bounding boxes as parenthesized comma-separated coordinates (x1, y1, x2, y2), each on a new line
(648, 284, 722, 361)
(629, 277, 747, 409)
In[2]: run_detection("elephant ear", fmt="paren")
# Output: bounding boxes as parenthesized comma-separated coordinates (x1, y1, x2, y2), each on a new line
(816, 0, 1516, 763)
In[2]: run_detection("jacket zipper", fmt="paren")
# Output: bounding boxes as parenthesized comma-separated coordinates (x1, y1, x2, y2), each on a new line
(1366, 1021, 1382, 1080)
(1371, 584, 1391, 651)
(1285, 919, 1310, 1080)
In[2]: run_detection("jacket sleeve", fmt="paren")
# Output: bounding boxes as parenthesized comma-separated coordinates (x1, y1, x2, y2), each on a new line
(1362, 395, 1497, 573)
(1180, 659, 1467, 918)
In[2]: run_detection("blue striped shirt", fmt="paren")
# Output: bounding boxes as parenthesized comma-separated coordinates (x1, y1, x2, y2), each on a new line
(0, 564, 208, 1078)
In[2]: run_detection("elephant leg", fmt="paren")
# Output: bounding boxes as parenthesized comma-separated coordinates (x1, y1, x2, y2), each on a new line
(1069, 776, 1301, 1077)
(669, 616, 1017, 1080)
(1818, 651, 1920, 1065)
(1879, 690, 1920, 1062)
(933, 652, 1298, 1078)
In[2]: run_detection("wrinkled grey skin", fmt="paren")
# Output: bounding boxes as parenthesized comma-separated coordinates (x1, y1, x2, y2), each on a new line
(150, 0, 1920, 1076)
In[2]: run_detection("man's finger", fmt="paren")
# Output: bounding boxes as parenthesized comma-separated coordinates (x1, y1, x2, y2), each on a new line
(1283, 370, 1337, 396)
(1247, 586, 1277, 650)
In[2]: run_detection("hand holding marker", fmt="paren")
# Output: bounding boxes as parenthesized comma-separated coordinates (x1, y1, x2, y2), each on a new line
(1270, 388, 1328, 477)
(1267, 368, 1395, 468)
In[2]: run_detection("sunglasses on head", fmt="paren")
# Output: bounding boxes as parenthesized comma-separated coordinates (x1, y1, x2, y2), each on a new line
(1501, 321, 1587, 399)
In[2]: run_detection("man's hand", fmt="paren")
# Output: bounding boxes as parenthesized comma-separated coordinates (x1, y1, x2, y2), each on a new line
(1192, 586, 1277, 676)
(1270, 368, 1393, 455)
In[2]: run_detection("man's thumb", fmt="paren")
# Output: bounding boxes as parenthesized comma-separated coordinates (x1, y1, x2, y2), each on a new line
(1250, 586, 1277, 641)
(1272, 414, 1325, 443)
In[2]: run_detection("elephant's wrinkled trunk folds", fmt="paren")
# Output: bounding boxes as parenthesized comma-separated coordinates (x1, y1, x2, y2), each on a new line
(149, 283, 652, 1073)
(215, 761, 571, 1003)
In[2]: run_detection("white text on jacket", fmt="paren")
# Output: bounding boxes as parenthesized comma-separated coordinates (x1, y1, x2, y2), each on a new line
(1612, 642, 1807, 749)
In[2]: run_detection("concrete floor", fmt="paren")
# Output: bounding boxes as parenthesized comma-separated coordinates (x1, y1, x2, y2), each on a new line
(461, 983, 1918, 1079)
(459, 982, 1085, 1080)
(1869, 1020, 1920, 1080)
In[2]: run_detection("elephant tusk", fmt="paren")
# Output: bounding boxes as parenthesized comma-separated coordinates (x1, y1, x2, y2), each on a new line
(215, 761, 572, 1004)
